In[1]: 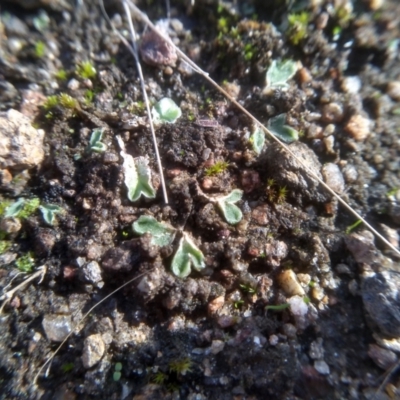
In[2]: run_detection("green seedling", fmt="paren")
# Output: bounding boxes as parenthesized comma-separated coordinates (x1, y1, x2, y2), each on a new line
(34, 41, 46, 58)
(216, 189, 243, 225)
(39, 204, 63, 225)
(15, 252, 35, 273)
(266, 59, 298, 89)
(33, 10, 50, 32)
(152, 97, 182, 124)
(76, 60, 96, 79)
(59, 93, 78, 109)
(345, 219, 362, 234)
(250, 125, 265, 154)
(204, 160, 229, 176)
(117, 136, 156, 202)
(171, 234, 206, 278)
(132, 215, 205, 278)
(239, 283, 256, 294)
(233, 300, 244, 309)
(4, 198, 40, 219)
(265, 303, 290, 311)
(88, 128, 107, 153)
(113, 362, 123, 382)
(169, 357, 192, 376)
(268, 113, 299, 143)
(132, 215, 175, 247)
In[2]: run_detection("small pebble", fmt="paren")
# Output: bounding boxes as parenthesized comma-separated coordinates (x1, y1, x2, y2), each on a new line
(211, 340, 225, 354)
(67, 79, 80, 91)
(42, 314, 72, 342)
(345, 114, 370, 142)
(321, 102, 344, 123)
(208, 296, 225, 315)
(81, 333, 106, 369)
(269, 334, 279, 346)
(322, 163, 345, 193)
(278, 270, 305, 296)
(314, 360, 330, 375)
(341, 76, 361, 94)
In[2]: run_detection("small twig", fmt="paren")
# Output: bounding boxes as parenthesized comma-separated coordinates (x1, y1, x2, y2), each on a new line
(125, 0, 400, 256)
(99, 0, 169, 204)
(0, 266, 47, 314)
(33, 268, 154, 384)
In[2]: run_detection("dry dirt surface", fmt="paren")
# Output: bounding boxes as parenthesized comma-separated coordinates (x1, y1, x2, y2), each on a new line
(1, 0, 400, 399)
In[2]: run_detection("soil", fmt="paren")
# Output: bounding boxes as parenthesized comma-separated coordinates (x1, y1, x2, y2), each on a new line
(1, 0, 400, 399)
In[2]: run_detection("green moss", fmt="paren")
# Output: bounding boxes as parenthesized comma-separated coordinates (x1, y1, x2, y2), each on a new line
(59, 93, 78, 109)
(265, 303, 290, 311)
(0, 241, 11, 255)
(169, 357, 192, 375)
(34, 40, 46, 58)
(55, 69, 68, 81)
(152, 371, 167, 385)
(84, 89, 94, 105)
(244, 43, 254, 61)
(61, 363, 74, 373)
(15, 252, 35, 273)
(287, 12, 309, 45)
(277, 186, 288, 204)
(43, 95, 59, 110)
(18, 198, 40, 219)
(76, 60, 96, 80)
(0, 200, 11, 217)
(204, 161, 229, 176)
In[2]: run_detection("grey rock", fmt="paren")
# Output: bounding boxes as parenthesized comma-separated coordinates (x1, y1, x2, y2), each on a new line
(81, 261, 103, 285)
(0, 109, 45, 170)
(264, 142, 330, 205)
(82, 333, 105, 369)
(42, 314, 72, 342)
(361, 271, 400, 337)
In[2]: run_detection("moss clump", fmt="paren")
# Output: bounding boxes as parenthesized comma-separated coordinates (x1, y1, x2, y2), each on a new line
(34, 40, 46, 58)
(59, 93, 78, 109)
(15, 252, 35, 273)
(204, 161, 229, 176)
(169, 357, 192, 376)
(55, 69, 68, 81)
(0, 241, 11, 255)
(266, 179, 288, 204)
(43, 95, 59, 110)
(18, 198, 40, 219)
(287, 12, 309, 45)
(76, 60, 96, 79)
